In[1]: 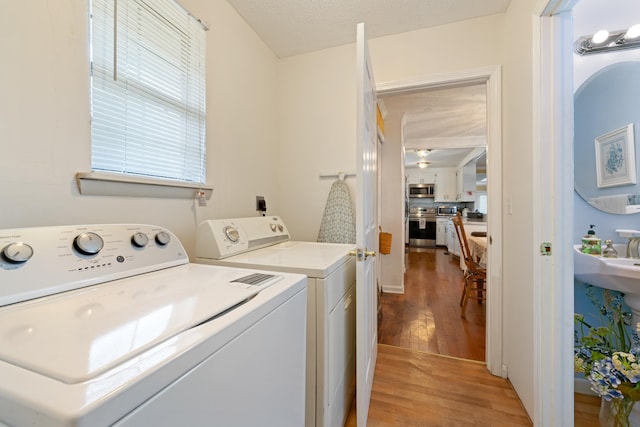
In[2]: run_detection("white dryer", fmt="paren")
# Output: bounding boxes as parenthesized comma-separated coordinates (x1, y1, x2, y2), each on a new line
(196, 216, 356, 427)
(0, 224, 307, 427)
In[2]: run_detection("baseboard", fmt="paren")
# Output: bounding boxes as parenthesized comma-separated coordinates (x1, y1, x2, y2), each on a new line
(381, 284, 404, 294)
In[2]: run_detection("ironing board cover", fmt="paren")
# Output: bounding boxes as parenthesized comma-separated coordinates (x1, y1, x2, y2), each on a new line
(317, 179, 356, 244)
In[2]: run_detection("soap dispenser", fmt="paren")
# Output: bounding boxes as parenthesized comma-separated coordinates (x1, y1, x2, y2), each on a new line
(582, 224, 602, 256)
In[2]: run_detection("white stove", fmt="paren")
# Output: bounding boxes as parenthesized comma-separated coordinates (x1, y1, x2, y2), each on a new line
(195, 216, 356, 427)
(0, 224, 307, 427)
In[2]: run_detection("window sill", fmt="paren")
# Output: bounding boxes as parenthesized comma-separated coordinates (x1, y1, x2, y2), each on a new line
(75, 172, 213, 199)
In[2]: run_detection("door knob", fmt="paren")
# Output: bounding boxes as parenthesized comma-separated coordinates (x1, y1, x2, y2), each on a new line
(348, 249, 377, 260)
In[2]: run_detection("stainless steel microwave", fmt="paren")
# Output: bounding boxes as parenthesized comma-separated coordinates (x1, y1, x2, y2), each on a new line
(408, 183, 435, 198)
(437, 205, 457, 216)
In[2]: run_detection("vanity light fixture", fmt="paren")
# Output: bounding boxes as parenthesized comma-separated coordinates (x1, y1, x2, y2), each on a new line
(417, 161, 430, 169)
(575, 24, 640, 55)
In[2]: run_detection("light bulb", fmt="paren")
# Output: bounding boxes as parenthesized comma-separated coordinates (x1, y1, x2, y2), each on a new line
(625, 24, 640, 40)
(592, 30, 609, 44)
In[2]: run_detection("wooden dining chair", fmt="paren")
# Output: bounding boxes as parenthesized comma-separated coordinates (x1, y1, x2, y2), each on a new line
(451, 212, 486, 318)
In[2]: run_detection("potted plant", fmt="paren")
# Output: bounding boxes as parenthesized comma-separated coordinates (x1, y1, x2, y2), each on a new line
(575, 286, 640, 426)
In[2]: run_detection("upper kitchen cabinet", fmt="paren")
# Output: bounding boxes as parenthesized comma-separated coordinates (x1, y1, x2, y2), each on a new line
(434, 169, 456, 201)
(406, 168, 436, 184)
(455, 148, 485, 202)
(456, 162, 476, 201)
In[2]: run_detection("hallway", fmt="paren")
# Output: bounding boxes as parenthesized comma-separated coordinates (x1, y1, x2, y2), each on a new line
(378, 246, 485, 361)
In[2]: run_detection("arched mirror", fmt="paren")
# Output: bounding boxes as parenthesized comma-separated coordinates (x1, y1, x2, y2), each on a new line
(575, 61, 640, 214)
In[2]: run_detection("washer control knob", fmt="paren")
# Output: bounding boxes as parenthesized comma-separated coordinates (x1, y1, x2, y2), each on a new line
(2, 242, 34, 263)
(277, 224, 284, 232)
(155, 231, 171, 246)
(74, 232, 104, 255)
(223, 226, 240, 243)
(131, 232, 149, 248)
(270, 224, 277, 232)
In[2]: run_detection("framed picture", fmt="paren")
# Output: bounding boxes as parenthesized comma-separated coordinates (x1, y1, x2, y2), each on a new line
(595, 123, 636, 188)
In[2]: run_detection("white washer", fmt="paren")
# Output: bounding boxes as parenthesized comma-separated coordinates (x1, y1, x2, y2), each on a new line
(196, 216, 356, 427)
(0, 224, 307, 427)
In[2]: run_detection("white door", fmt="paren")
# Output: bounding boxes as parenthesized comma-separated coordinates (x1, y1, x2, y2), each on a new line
(355, 22, 378, 426)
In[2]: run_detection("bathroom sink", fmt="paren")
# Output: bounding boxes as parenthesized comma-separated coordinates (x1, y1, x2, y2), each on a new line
(573, 245, 640, 294)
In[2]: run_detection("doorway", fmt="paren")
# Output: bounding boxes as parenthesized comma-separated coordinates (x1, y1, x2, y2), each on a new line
(376, 66, 503, 376)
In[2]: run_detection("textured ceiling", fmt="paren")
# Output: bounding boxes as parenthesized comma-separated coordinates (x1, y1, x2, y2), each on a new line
(380, 84, 487, 168)
(226, 0, 512, 58)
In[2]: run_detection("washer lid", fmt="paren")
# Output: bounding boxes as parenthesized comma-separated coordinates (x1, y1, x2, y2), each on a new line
(0, 264, 279, 384)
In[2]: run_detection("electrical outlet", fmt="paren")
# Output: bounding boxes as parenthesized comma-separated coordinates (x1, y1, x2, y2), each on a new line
(256, 196, 266, 215)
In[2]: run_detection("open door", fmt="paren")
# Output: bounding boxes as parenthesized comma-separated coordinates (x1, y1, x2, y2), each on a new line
(355, 22, 378, 426)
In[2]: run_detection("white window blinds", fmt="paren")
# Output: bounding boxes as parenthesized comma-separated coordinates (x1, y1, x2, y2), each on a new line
(90, 0, 206, 183)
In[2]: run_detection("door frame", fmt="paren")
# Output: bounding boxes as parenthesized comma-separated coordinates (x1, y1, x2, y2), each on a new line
(534, 0, 577, 425)
(377, 65, 503, 376)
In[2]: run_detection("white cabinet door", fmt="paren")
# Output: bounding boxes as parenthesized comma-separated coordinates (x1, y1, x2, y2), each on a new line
(436, 218, 446, 246)
(445, 223, 451, 251)
(446, 222, 459, 255)
(406, 168, 436, 184)
(434, 169, 456, 202)
(456, 163, 476, 202)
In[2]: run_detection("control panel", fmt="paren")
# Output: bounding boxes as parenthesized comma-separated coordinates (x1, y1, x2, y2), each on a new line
(0, 224, 188, 307)
(196, 216, 290, 260)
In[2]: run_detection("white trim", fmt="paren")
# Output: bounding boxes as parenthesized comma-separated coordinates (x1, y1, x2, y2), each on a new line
(377, 66, 498, 94)
(76, 172, 213, 199)
(535, 1, 575, 426)
(484, 66, 503, 378)
(404, 136, 486, 150)
(378, 65, 504, 377)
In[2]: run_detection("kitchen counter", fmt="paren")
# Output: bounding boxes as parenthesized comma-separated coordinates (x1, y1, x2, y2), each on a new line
(463, 219, 487, 225)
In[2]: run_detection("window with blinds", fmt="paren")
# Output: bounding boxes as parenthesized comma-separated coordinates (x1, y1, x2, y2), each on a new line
(90, 0, 207, 184)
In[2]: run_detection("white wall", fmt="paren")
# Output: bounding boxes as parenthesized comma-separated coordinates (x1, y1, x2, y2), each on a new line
(277, 44, 357, 242)
(379, 110, 405, 293)
(0, 0, 280, 258)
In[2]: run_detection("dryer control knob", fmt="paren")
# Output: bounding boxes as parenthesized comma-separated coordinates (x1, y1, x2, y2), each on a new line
(131, 232, 149, 248)
(74, 232, 104, 255)
(277, 224, 284, 232)
(270, 224, 277, 232)
(223, 226, 240, 243)
(2, 242, 34, 263)
(155, 231, 171, 246)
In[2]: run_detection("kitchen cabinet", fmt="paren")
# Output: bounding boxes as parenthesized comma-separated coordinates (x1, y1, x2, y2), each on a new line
(456, 163, 476, 202)
(434, 169, 456, 202)
(406, 168, 436, 184)
(436, 217, 448, 246)
(445, 221, 459, 256)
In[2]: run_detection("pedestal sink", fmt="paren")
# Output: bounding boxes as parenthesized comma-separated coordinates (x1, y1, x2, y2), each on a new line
(574, 244, 640, 325)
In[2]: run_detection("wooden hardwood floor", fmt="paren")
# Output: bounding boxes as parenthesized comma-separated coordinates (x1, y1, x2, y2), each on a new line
(344, 245, 601, 426)
(345, 344, 532, 426)
(378, 246, 485, 361)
